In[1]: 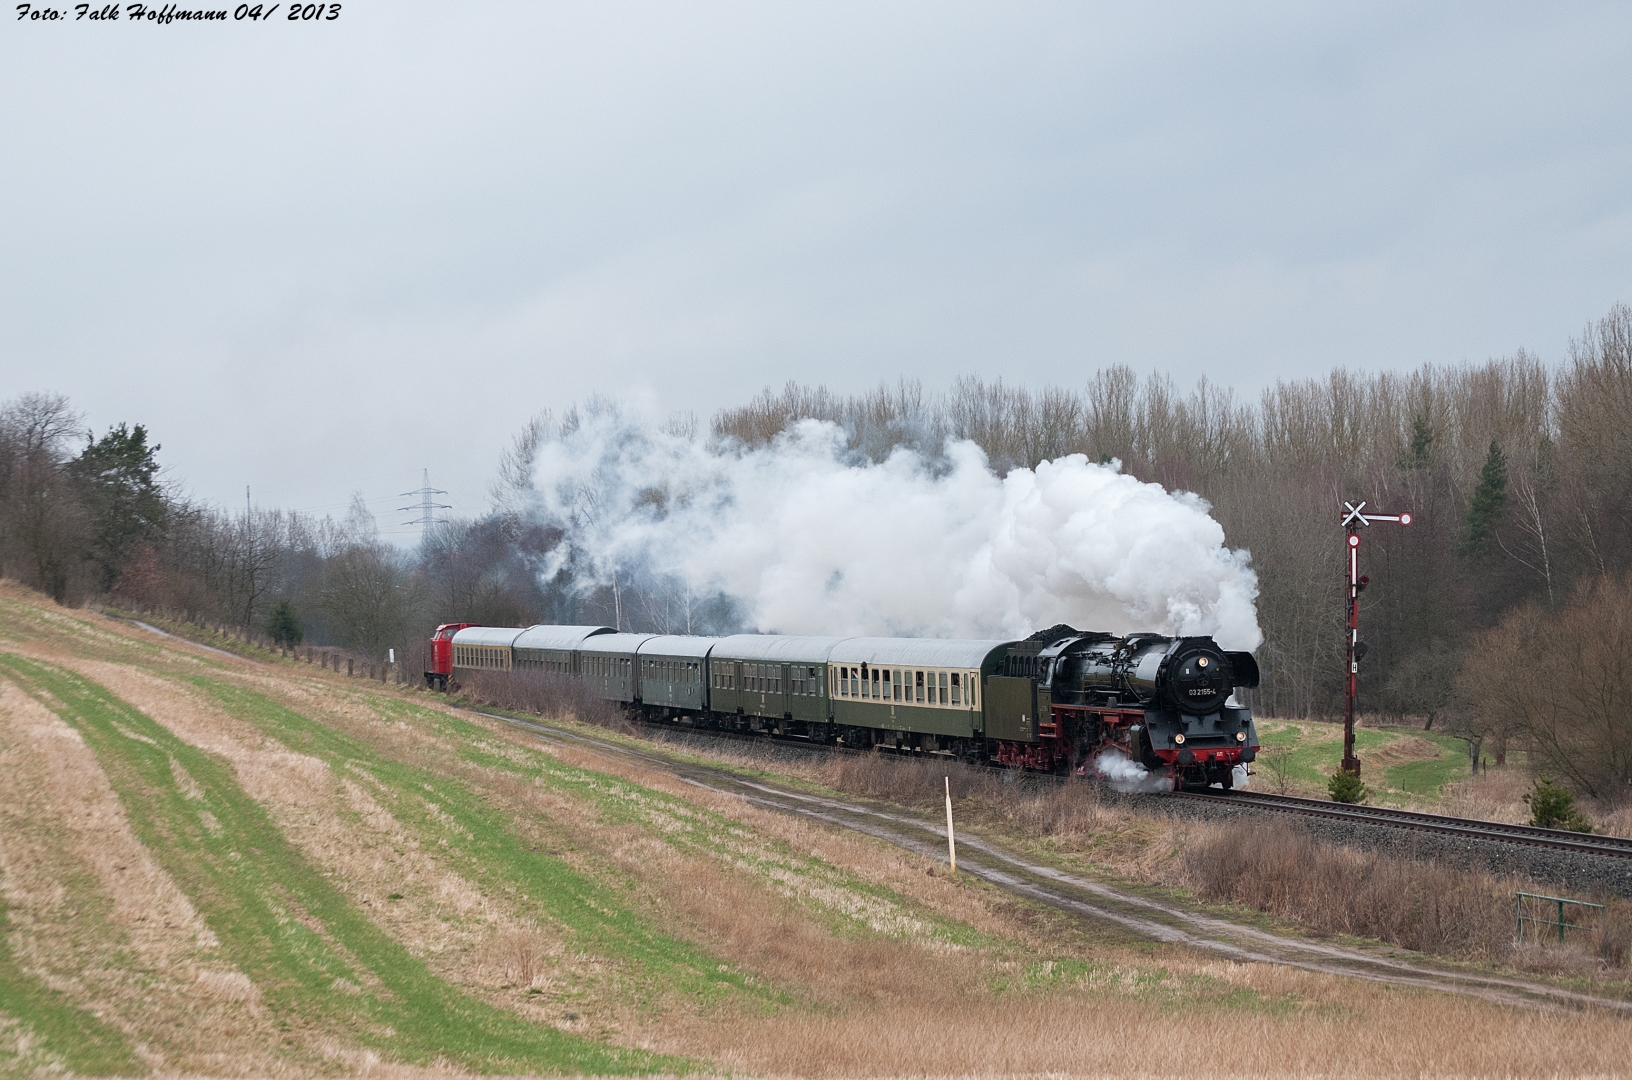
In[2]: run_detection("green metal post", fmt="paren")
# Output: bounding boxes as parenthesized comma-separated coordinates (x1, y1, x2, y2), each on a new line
(1558, 897, 1566, 944)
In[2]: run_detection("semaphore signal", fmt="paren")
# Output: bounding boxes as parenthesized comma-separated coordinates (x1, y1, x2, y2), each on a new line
(1340, 501, 1416, 776)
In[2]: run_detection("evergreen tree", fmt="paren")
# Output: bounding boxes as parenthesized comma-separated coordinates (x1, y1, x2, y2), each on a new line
(1402, 415, 1434, 470)
(264, 598, 304, 648)
(1523, 777, 1592, 832)
(1461, 440, 1508, 555)
(1328, 770, 1369, 804)
(68, 423, 166, 589)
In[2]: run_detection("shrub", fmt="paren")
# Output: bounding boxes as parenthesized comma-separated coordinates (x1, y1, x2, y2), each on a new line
(1524, 776, 1593, 832)
(1328, 769, 1369, 804)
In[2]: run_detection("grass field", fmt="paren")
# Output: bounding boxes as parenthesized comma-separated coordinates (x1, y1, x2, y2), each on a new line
(2, 585, 1630, 1077)
(1252, 717, 1481, 801)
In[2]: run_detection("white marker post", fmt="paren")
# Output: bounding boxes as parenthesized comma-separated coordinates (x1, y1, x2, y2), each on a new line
(944, 776, 957, 872)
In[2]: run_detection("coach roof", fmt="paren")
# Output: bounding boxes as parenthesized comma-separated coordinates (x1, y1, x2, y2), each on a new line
(451, 626, 530, 648)
(710, 635, 851, 663)
(828, 637, 1015, 670)
(512, 624, 615, 651)
(636, 635, 718, 659)
(578, 632, 657, 654)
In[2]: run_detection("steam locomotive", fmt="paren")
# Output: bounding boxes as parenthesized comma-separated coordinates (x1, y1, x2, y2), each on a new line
(426, 622, 1260, 789)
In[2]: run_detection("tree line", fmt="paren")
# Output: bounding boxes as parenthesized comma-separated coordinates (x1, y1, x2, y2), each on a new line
(4, 303, 1628, 797)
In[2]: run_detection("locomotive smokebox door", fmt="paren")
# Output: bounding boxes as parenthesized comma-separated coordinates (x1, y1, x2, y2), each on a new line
(985, 676, 1038, 742)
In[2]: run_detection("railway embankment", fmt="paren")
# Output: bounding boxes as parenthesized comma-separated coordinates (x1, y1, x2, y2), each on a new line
(1161, 791, 1632, 900)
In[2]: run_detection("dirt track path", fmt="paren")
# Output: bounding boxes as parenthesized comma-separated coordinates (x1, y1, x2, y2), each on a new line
(484, 711, 1632, 1017)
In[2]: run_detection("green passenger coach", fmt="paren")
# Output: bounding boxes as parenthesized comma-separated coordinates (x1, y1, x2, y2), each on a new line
(827, 638, 1011, 749)
(512, 624, 615, 674)
(707, 635, 844, 731)
(579, 632, 652, 701)
(637, 634, 712, 713)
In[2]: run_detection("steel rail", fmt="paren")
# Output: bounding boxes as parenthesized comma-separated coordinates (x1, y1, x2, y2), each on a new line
(1176, 789, 1632, 859)
(570, 711, 1632, 861)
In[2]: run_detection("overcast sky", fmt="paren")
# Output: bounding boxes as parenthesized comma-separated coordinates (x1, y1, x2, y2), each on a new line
(3, 2, 1629, 540)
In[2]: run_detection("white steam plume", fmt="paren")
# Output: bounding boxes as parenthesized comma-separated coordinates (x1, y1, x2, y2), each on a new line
(527, 406, 1261, 649)
(1093, 748, 1175, 794)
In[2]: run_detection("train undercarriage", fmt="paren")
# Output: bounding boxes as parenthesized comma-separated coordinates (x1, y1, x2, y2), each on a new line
(631, 700, 1250, 790)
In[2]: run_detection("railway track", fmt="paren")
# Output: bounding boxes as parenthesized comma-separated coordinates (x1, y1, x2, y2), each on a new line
(627, 714, 1632, 863)
(1177, 789, 1632, 859)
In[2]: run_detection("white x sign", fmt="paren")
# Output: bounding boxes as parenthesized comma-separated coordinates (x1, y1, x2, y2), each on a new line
(1342, 500, 1413, 528)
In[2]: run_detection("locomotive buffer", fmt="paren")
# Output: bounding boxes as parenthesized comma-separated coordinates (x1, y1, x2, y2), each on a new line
(1340, 501, 1414, 776)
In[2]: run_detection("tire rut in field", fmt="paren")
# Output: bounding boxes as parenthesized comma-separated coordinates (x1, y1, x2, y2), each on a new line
(490, 713, 1632, 1016)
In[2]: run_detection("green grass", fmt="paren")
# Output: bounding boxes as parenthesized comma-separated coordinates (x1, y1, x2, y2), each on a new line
(187, 677, 771, 1009)
(1255, 719, 1471, 801)
(1383, 752, 1463, 798)
(0, 653, 683, 1076)
(206, 677, 987, 956)
(0, 898, 145, 1077)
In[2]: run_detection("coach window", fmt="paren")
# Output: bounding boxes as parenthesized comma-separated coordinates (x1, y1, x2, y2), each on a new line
(914, 670, 924, 702)
(939, 671, 949, 703)
(869, 668, 878, 698)
(950, 672, 961, 705)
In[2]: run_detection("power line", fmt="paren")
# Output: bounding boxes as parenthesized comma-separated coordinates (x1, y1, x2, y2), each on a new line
(399, 469, 451, 543)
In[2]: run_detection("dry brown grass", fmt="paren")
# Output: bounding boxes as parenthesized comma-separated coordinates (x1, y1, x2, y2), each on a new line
(0, 681, 287, 1075)
(1439, 767, 1537, 826)
(1182, 818, 1510, 956)
(698, 989, 1632, 1079)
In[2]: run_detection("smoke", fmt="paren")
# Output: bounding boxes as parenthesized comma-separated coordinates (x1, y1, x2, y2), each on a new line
(526, 404, 1261, 649)
(1093, 747, 1175, 794)
(1231, 763, 1251, 790)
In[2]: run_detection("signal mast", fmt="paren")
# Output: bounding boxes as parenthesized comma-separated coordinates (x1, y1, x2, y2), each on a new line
(1339, 501, 1414, 775)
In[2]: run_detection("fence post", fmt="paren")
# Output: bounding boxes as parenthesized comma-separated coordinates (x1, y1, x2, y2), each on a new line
(347, 658, 354, 677)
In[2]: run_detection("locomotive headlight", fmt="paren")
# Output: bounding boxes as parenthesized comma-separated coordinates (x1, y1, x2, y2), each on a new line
(1235, 730, 1247, 742)
(1173, 733, 1186, 745)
